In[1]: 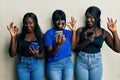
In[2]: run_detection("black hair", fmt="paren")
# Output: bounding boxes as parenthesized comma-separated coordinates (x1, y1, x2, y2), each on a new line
(52, 10, 66, 29)
(18, 13, 44, 54)
(85, 6, 101, 28)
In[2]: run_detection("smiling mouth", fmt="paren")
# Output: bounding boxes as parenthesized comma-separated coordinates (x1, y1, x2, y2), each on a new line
(58, 24, 63, 27)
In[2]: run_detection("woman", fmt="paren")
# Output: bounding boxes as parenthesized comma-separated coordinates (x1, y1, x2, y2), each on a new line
(75, 6, 120, 80)
(44, 10, 76, 80)
(7, 13, 44, 80)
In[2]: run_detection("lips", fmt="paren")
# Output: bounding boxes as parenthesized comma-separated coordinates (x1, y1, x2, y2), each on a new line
(25, 27, 32, 32)
(87, 21, 93, 26)
(58, 24, 63, 27)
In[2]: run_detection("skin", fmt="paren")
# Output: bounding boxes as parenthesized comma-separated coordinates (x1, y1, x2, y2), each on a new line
(76, 13, 120, 53)
(46, 16, 76, 57)
(7, 17, 44, 58)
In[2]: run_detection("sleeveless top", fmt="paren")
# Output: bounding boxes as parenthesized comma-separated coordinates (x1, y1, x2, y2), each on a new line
(79, 27, 105, 53)
(19, 40, 38, 57)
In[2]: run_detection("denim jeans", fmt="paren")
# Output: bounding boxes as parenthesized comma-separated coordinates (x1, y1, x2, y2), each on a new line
(16, 56, 44, 80)
(75, 51, 103, 80)
(46, 56, 73, 80)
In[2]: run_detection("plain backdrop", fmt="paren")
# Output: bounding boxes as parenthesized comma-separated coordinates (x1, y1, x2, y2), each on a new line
(0, 0, 120, 80)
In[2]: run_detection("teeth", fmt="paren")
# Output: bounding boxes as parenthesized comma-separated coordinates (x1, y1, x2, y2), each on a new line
(27, 28, 31, 29)
(59, 25, 62, 26)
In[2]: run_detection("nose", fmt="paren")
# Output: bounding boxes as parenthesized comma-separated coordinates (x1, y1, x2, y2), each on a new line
(58, 19, 63, 23)
(24, 23, 31, 27)
(87, 18, 91, 22)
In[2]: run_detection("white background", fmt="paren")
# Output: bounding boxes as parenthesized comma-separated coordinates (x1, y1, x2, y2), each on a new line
(0, 0, 120, 80)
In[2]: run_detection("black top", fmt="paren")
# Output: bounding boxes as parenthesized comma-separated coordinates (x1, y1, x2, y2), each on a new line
(79, 27, 104, 53)
(20, 40, 38, 57)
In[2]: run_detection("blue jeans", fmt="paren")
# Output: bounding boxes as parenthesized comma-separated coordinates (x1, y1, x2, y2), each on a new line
(46, 56, 73, 80)
(16, 56, 44, 80)
(75, 51, 103, 80)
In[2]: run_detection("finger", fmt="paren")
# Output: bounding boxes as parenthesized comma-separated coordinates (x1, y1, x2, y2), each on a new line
(71, 17, 76, 23)
(29, 46, 34, 54)
(107, 17, 110, 22)
(7, 23, 12, 30)
(66, 22, 71, 28)
(58, 35, 62, 42)
(56, 36, 59, 42)
(74, 20, 77, 24)
(10, 22, 14, 27)
(107, 23, 108, 27)
(32, 45, 37, 51)
(114, 19, 117, 24)
(71, 16, 74, 21)
(7, 25, 10, 30)
(30, 46, 37, 54)
(37, 46, 40, 50)
(111, 18, 113, 23)
(62, 35, 66, 40)
(14, 26, 18, 30)
(72, 18, 76, 25)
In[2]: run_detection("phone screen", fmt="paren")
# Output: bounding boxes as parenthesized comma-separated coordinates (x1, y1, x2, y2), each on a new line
(87, 32, 93, 37)
(56, 31, 63, 36)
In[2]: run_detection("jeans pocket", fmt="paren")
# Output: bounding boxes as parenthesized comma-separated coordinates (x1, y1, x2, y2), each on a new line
(94, 57, 102, 65)
(76, 54, 87, 65)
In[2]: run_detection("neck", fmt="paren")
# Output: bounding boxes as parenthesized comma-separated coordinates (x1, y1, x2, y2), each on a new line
(25, 33, 37, 41)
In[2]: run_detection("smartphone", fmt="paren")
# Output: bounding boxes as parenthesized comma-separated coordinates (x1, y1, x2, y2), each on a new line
(31, 42, 38, 50)
(55, 31, 63, 37)
(87, 32, 93, 37)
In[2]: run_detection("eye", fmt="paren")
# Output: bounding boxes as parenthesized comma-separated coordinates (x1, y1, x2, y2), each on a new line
(61, 18, 65, 20)
(54, 18, 59, 21)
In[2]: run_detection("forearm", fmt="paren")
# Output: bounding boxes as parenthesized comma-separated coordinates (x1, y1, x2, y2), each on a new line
(9, 36, 17, 57)
(35, 51, 44, 59)
(46, 45, 61, 57)
(112, 31, 120, 52)
(76, 39, 92, 52)
(71, 31, 76, 50)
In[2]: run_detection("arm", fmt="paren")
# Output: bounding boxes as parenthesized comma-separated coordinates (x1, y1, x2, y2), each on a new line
(75, 27, 93, 52)
(45, 45, 61, 57)
(105, 17, 120, 52)
(36, 50, 44, 59)
(7, 22, 18, 57)
(67, 16, 76, 50)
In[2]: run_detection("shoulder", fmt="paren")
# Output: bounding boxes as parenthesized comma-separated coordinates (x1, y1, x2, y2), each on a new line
(100, 28, 111, 39)
(45, 28, 54, 35)
(41, 33, 44, 38)
(17, 33, 21, 41)
(64, 29, 71, 33)
(63, 29, 72, 36)
(45, 28, 54, 32)
(44, 28, 55, 39)
(76, 27, 83, 35)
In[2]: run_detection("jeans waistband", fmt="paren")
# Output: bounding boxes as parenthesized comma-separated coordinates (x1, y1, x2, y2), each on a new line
(19, 56, 42, 63)
(78, 51, 101, 58)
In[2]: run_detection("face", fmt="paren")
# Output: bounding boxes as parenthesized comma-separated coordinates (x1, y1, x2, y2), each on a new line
(23, 17, 35, 33)
(54, 18, 66, 30)
(85, 13, 95, 28)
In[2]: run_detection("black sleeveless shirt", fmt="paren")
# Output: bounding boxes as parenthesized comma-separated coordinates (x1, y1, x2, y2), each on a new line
(79, 27, 105, 53)
(20, 40, 38, 57)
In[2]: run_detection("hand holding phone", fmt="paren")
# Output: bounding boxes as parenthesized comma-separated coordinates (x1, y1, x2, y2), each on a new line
(31, 42, 38, 50)
(87, 32, 93, 37)
(56, 31, 63, 37)
(55, 31, 66, 45)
